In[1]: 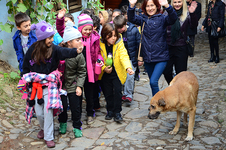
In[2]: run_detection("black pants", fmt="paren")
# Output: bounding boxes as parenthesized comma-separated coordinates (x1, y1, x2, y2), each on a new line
(93, 80, 101, 109)
(208, 33, 219, 56)
(59, 93, 82, 129)
(84, 77, 99, 116)
(163, 45, 188, 84)
(100, 73, 122, 114)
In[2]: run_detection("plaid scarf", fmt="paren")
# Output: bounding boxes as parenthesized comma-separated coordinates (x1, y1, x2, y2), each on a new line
(208, 3, 214, 26)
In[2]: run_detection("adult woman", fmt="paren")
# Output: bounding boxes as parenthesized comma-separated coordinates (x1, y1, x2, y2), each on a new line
(201, 0, 225, 63)
(128, 0, 177, 96)
(163, 0, 198, 84)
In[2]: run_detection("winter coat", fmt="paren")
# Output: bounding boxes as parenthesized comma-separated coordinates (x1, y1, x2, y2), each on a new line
(166, 12, 198, 46)
(202, 0, 225, 33)
(12, 30, 37, 73)
(126, 22, 141, 67)
(56, 16, 77, 38)
(99, 35, 132, 84)
(128, 5, 177, 63)
(22, 44, 78, 76)
(187, 1, 202, 35)
(63, 54, 86, 93)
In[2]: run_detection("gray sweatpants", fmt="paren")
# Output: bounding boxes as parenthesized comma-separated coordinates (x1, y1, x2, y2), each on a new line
(34, 87, 54, 141)
(123, 61, 136, 98)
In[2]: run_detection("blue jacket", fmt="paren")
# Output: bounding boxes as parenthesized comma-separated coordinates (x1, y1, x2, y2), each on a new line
(128, 5, 177, 63)
(126, 22, 141, 67)
(12, 30, 37, 73)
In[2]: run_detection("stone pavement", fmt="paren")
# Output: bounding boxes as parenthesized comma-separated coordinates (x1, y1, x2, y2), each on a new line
(0, 32, 226, 150)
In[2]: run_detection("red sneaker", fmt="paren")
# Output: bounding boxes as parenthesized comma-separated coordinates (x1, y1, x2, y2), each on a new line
(37, 129, 44, 139)
(122, 96, 126, 101)
(45, 140, 55, 148)
(125, 97, 132, 103)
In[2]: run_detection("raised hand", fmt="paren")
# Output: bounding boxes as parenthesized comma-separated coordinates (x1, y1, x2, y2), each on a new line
(188, 1, 197, 13)
(129, 0, 137, 8)
(58, 8, 66, 19)
(159, 0, 169, 8)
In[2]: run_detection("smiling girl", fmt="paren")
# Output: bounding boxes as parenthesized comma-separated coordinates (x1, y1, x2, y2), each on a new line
(77, 14, 103, 125)
(128, 0, 177, 97)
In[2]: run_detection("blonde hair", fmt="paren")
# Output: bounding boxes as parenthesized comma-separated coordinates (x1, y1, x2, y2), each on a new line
(171, 0, 188, 22)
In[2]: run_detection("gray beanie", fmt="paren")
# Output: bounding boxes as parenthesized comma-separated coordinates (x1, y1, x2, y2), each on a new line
(63, 21, 82, 43)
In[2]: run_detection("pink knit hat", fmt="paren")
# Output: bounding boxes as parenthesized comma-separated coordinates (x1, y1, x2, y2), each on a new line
(77, 14, 93, 33)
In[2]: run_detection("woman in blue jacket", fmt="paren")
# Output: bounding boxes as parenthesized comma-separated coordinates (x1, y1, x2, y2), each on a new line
(128, 0, 177, 96)
(201, 0, 225, 63)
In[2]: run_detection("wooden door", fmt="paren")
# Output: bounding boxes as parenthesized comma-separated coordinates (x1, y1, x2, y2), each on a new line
(101, 0, 122, 9)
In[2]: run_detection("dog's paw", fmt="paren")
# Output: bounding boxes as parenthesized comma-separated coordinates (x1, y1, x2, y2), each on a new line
(169, 130, 178, 135)
(185, 136, 193, 141)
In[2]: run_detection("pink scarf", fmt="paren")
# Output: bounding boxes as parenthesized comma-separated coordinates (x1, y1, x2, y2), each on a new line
(82, 36, 95, 83)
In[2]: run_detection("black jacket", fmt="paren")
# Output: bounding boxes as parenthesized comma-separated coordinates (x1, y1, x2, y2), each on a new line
(187, 1, 202, 35)
(126, 22, 141, 67)
(22, 44, 78, 75)
(202, 0, 225, 32)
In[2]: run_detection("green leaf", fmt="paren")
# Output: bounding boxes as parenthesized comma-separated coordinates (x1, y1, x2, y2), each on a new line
(42, 0, 47, 5)
(0, 50, 2, 54)
(17, 3, 27, 12)
(12, 0, 17, 4)
(7, 15, 15, 22)
(0, 23, 12, 33)
(0, 39, 3, 46)
(47, 3, 54, 10)
(9, 72, 20, 80)
(41, 15, 45, 20)
(30, 12, 36, 18)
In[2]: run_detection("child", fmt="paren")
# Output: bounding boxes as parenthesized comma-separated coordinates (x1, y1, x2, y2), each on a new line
(13, 12, 37, 74)
(58, 21, 86, 137)
(113, 15, 140, 104)
(99, 23, 134, 122)
(99, 10, 109, 34)
(77, 14, 103, 125)
(22, 21, 83, 148)
(112, 9, 122, 22)
(92, 15, 101, 33)
(56, 8, 77, 38)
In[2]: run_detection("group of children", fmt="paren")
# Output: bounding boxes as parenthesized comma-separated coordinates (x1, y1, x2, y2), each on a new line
(14, 5, 140, 148)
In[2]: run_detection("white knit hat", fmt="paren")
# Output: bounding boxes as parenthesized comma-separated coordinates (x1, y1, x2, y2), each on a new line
(63, 21, 82, 43)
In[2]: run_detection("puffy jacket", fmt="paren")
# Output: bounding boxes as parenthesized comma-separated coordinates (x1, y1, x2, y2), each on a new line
(166, 12, 198, 46)
(128, 5, 177, 63)
(99, 35, 132, 84)
(126, 22, 141, 67)
(63, 54, 86, 93)
(12, 30, 37, 73)
(202, 0, 225, 33)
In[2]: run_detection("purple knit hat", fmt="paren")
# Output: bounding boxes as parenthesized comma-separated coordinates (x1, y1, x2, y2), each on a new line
(31, 21, 55, 41)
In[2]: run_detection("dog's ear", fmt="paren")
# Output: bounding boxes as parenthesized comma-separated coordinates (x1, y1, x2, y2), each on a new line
(158, 98, 166, 106)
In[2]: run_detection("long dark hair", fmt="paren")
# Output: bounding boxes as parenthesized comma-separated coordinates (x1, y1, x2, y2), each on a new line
(101, 23, 120, 45)
(31, 40, 52, 65)
(141, 0, 162, 16)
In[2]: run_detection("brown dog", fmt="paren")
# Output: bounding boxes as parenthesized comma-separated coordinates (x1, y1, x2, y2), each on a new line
(148, 71, 199, 141)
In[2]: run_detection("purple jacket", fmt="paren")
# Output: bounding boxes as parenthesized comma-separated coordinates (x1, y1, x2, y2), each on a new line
(166, 12, 198, 46)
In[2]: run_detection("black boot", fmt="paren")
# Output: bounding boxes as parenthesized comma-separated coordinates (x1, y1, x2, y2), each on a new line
(208, 53, 216, 62)
(215, 49, 220, 63)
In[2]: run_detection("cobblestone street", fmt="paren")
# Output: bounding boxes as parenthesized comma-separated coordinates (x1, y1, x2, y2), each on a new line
(0, 32, 226, 150)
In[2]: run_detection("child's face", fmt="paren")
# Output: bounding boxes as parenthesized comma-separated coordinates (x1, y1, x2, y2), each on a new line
(99, 13, 105, 25)
(112, 12, 120, 21)
(64, 17, 74, 26)
(68, 38, 82, 49)
(17, 20, 31, 36)
(107, 31, 117, 45)
(81, 25, 93, 37)
(117, 25, 127, 33)
(45, 35, 54, 47)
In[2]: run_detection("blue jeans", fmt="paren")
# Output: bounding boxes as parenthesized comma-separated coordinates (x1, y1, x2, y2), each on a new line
(144, 61, 167, 96)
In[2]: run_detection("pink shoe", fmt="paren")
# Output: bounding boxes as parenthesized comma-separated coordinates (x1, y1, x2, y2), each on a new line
(45, 140, 55, 148)
(122, 96, 126, 101)
(125, 97, 132, 103)
(37, 130, 44, 139)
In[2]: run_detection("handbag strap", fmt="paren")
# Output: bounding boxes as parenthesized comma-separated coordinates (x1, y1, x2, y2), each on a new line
(138, 22, 145, 61)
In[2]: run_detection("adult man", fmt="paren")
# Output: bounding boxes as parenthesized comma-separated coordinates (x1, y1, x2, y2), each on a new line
(187, 0, 202, 57)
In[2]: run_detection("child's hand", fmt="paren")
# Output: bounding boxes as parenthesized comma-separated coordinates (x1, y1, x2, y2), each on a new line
(138, 61, 144, 66)
(104, 66, 112, 74)
(99, 61, 104, 67)
(58, 8, 66, 19)
(127, 68, 134, 75)
(77, 44, 83, 54)
(76, 87, 82, 96)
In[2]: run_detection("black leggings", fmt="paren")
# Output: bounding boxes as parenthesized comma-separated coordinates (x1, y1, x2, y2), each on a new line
(208, 33, 219, 56)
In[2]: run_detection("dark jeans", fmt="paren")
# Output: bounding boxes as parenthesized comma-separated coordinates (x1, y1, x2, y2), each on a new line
(144, 61, 167, 96)
(84, 77, 99, 116)
(208, 33, 219, 56)
(93, 80, 101, 109)
(163, 45, 188, 84)
(100, 73, 122, 114)
(59, 93, 82, 129)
